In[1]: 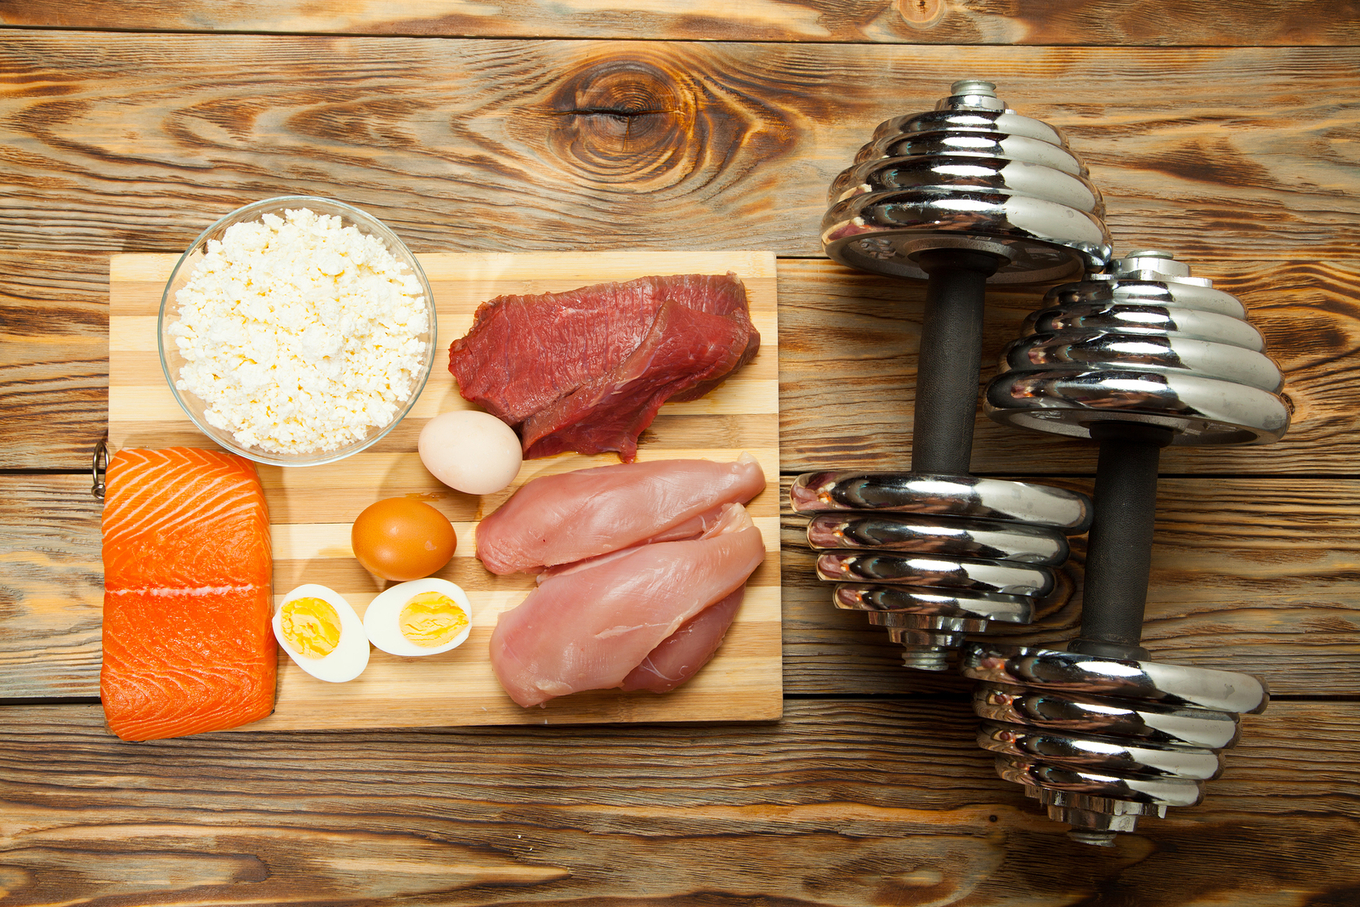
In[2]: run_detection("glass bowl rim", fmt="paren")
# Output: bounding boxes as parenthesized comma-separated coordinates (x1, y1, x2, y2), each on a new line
(157, 195, 437, 468)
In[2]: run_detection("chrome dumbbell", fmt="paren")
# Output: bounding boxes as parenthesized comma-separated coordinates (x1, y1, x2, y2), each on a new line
(791, 80, 1110, 670)
(964, 250, 1290, 843)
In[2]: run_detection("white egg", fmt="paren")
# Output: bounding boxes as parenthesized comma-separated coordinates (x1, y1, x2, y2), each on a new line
(364, 577, 474, 658)
(418, 410, 523, 495)
(273, 583, 370, 683)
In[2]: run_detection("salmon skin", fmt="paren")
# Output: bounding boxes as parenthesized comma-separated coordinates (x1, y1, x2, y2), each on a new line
(100, 447, 276, 741)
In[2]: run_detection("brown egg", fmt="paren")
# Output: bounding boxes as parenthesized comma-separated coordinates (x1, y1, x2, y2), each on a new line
(351, 497, 457, 581)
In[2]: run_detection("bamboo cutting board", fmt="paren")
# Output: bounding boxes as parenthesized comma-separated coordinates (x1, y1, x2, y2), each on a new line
(107, 250, 781, 730)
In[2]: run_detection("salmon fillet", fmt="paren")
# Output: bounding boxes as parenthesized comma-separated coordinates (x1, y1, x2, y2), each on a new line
(100, 447, 276, 741)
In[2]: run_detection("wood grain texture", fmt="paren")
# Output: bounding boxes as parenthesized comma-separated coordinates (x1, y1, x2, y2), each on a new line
(4, 0, 1357, 45)
(777, 258, 1360, 476)
(7, 255, 1359, 474)
(0, 474, 103, 699)
(2, 10, 1357, 899)
(6, 252, 1357, 702)
(1, 35, 1357, 260)
(0, 699, 1355, 906)
(780, 475, 1360, 698)
(105, 249, 781, 729)
(4, 473, 1356, 700)
(0, 252, 108, 470)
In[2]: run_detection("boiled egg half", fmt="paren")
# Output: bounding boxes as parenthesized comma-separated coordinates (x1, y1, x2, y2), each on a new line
(273, 583, 371, 683)
(364, 577, 474, 657)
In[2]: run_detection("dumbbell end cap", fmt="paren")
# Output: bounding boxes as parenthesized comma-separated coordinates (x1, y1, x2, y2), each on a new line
(1068, 829, 1119, 847)
(902, 646, 953, 672)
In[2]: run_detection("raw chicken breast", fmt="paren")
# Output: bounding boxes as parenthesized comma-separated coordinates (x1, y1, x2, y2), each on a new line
(620, 587, 745, 693)
(489, 503, 766, 707)
(475, 454, 766, 575)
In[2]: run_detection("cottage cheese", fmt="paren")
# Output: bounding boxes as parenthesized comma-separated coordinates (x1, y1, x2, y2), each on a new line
(168, 207, 429, 455)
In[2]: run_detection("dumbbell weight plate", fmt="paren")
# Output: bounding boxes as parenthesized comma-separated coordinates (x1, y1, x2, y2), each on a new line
(984, 365, 1292, 444)
(822, 81, 1111, 285)
(822, 187, 1111, 285)
(1022, 300, 1267, 351)
(996, 755, 1205, 809)
(1000, 330, 1284, 394)
(978, 721, 1224, 780)
(868, 105, 1066, 148)
(806, 512, 1069, 564)
(845, 130, 1086, 182)
(816, 551, 1057, 598)
(790, 472, 1092, 531)
(1048, 274, 1250, 319)
(829, 154, 1101, 213)
(973, 682, 1242, 749)
(834, 584, 1032, 626)
(961, 644, 1270, 715)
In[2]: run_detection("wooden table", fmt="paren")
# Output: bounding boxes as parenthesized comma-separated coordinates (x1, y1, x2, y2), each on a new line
(2, 3, 1357, 903)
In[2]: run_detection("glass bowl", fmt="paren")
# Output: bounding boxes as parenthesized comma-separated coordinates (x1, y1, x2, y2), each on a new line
(158, 196, 436, 467)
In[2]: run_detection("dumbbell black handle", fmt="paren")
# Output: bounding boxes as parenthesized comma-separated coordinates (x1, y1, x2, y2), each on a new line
(1069, 421, 1175, 661)
(911, 249, 1004, 477)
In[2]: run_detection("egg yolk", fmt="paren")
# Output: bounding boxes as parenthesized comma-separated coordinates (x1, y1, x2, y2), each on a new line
(281, 597, 343, 659)
(399, 591, 469, 648)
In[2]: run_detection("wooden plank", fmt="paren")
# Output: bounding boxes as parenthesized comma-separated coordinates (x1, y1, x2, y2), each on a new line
(0, 475, 103, 699)
(1, 15, 1352, 902)
(6, 254, 1358, 475)
(0, 698, 1353, 906)
(3, 0, 1356, 45)
(778, 257, 1360, 476)
(0, 36, 1356, 260)
(781, 475, 1360, 697)
(0, 252, 108, 470)
(4, 473, 1357, 700)
(102, 249, 782, 729)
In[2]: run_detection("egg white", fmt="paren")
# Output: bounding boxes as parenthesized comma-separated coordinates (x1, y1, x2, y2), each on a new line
(273, 583, 371, 683)
(364, 577, 474, 657)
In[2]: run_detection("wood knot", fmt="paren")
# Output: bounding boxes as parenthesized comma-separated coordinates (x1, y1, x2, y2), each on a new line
(541, 55, 701, 188)
(897, 0, 946, 29)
